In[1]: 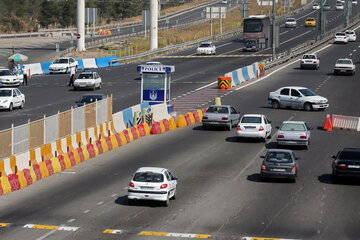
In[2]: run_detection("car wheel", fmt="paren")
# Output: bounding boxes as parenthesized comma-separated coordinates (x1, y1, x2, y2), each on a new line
(93, 85, 96, 91)
(291, 178, 296, 183)
(304, 102, 313, 111)
(334, 71, 337, 75)
(203, 125, 207, 130)
(66, 67, 69, 73)
(228, 121, 232, 131)
(20, 101, 24, 109)
(98, 83, 101, 89)
(163, 195, 170, 207)
(272, 100, 280, 109)
(171, 190, 176, 200)
(8, 103, 13, 111)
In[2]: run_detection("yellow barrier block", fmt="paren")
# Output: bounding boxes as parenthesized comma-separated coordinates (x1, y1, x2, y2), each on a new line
(119, 132, 127, 145)
(100, 138, 109, 153)
(168, 117, 177, 130)
(143, 123, 151, 135)
(126, 129, 134, 142)
(63, 154, 72, 169)
(138, 231, 168, 236)
(81, 146, 90, 160)
(0, 223, 10, 227)
(176, 115, 187, 128)
(187, 112, 196, 124)
(0, 176, 12, 194)
(50, 157, 61, 173)
(134, 126, 141, 138)
(93, 144, 99, 157)
(72, 150, 81, 165)
(197, 110, 204, 121)
(17, 171, 28, 189)
(110, 135, 119, 148)
(159, 120, 166, 133)
(28, 166, 37, 183)
(39, 162, 49, 178)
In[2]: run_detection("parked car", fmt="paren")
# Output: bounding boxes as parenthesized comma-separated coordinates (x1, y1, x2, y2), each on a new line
(300, 53, 320, 69)
(276, 121, 311, 149)
(196, 42, 216, 55)
(332, 148, 360, 181)
(0, 88, 25, 111)
(334, 32, 349, 44)
(0, 69, 23, 87)
(48, 57, 78, 74)
(243, 39, 258, 52)
(323, 3, 331, 10)
(335, 3, 344, 10)
(236, 114, 272, 141)
(268, 86, 329, 111)
(221, 0, 228, 3)
(202, 105, 240, 130)
(75, 93, 106, 107)
(260, 149, 298, 182)
(285, 18, 297, 28)
(345, 30, 357, 41)
(334, 58, 356, 75)
(305, 17, 316, 27)
(128, 167, 177, 206)
(312, 3, 320, 9)
(352, 0, 358, 5)
(73, 70, 102, 90)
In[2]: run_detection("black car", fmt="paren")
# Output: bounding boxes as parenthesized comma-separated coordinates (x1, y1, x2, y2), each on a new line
(75, 93, 106, 107)
(332, 148, 360, 180)
(243, 40, 258, 52)
(260, 149, 299, 182)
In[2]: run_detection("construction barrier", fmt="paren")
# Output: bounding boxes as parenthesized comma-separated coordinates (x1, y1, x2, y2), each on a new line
(225, 62, 259, 87)
(8, 174, 20, 191)
(177, 115, 187, 127)
(23, 169, 33, 186)
(218, 77, 232, 89)
(17, 171, 28, 189)
(169, 117, 177, 130)
(332, 114, 360, 131)
(150, 122, 162, 135)
(0, 176, 11, 194)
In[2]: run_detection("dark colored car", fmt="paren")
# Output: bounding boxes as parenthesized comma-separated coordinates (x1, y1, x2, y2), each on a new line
(75, 93, 106, 107)
(332, 148, 360, 181)
(243, 40, 258, 52)
(260, 149, 299, 182)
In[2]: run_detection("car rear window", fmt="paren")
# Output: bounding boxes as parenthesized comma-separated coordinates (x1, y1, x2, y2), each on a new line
(206, 106, 229, 114)
(199, 43, 211, 48)
(303, 55, 316, 59)
(336, 59, 352, 64)
(338, 151, 360, 160)
(78, 73, 93, 79)
(0, 90, 12, 97)
(266, 152, 293, 163)
(336, 33, 346, 36)
(280, 123, 306, 131)
(133, 172, 164, 182)
(241, 116, 262, 123)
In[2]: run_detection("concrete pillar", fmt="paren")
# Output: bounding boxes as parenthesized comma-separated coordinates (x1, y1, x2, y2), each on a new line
(77, 0, 86, 51)
(150, 0, 158, 50)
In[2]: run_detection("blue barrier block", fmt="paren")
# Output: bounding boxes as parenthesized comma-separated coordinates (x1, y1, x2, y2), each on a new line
(76, 59, 84, 70)
(122, 107, 133, 128)
(41, 62, 52, 74)
(95, 57, 110, 68)
(241, 67, 250, 81)
(140, 102, 150, 110)
(252, 63, 257, 77)
(231, 70, 241, 85)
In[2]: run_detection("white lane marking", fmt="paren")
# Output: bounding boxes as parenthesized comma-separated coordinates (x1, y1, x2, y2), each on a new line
(350, 53, 353, 56)
(280, 30, 312, 45)
(83, 210, 90, 214)
(354, 49, 357, 52)
(172, 72, 199, 82)
(35, 224, 65, 240)
(280, 30, 289, 35)
(67, 219, 75, 223)
(97, 201, 104, 205)
(111, 194, 118, 197)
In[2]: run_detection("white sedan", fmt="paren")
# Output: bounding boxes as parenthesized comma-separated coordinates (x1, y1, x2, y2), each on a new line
(73, 70, 102, 90)
(312, 3, 320, 9)
(48, 57, 78, 74)
(0, 88, 25, 111)
(237, 114, 272, 141)
(196, 42, 216, 55)
(0, 69, 23, 87)
(128, 167, 177, 206)
(345, 30, 357, 41)
(334, 58, 356, 75)
(334, 32, 349, 43)
(336, 3, 344, 10)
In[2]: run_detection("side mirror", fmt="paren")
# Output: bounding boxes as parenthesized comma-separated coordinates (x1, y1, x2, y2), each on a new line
(308, 127, 313, 130)
(173, 176, 178, 180)
(295, 157, 300, 160)
(331, 155, 337, 159)
(318, 57, 321, 60)
(276, 126, 279, 129)
(260, 156, 265, 159)
(268, 120, 272, 123)
(75, 101, 79, 103)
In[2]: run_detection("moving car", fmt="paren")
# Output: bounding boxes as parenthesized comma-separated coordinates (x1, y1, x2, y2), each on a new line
(260, 149, 298, 182)
(0, 88, 25, 111)
(276, 121, 311, 149)
(73, 70, 102, 90)
(0, 69, 23, 87)
(268, 86, 329, 111)
(243, 39, 258, 52)
(300, 53, 320, 69)
(334, 58, 356, 75)
(221, 0, 228, 3)
(128, 167, 177, 206)
(323, 3, 331, 10)
(285, 18, 297, 28)
(345, 30, 357, 41)
(312, 3, 320, 9)
(332, 148, 360, 181)
(202, 105, 240, 130)
(335, 3, 344, 10)
(237, 114, 272, 141)
(305, 17, 316, 27)
(334, 32, 349, 44)
(196, 42, 216, 55)
(75, 93, 106, 107)
(352, 0, 358, 5)
(48, 57, 78, 74)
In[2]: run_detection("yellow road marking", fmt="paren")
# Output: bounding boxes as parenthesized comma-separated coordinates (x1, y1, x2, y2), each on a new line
(139, 231, 169, 236)
(64, 169, 76, 171)
(0, 223, 10, 227)
(31, 224, 59, 230)
(194, 234, 212, 238)
(249, 238, 281, 240)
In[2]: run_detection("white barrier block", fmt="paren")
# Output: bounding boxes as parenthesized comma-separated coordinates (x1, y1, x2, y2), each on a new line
(25, 63, 43, 75)
(80, 131, 88, 145)
(16, 151, 30, 171)
(59, 138, 67, 154)
(34, 147, 42, 163)
(152, 103, 171, 122)
(247, 65, 255, 79)
(82, 58, 98, 69)
(112, 111, 126, 132)
(88, 127, 97, 143)
(3, 158, 12, 175)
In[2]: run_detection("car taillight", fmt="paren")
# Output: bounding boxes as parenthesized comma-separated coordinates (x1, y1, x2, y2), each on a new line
(237, 126, 241, 131)
(291, 166, 297, 173)
(313, 61, 317, 64)
(129, 182, 134, 187)
(203, 116, 208, 119)
(300, 136, 307, 139)
(258, 126, 264, 131)
(160, 184, 168, 189)
(261, 165, 267, 170)
(222, 117, 228, 120)
(278, 134, 284, 138)
(336, 163, 347, 169)
(301, 60, 305, 63)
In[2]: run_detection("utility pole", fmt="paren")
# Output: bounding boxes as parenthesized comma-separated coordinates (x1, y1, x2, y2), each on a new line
(150, 0, 158, 50)
(77, 0, 85, 51)
(319, 0, 325, 40)
(345, 0, 349, 27)
(272, 0, 276, 60)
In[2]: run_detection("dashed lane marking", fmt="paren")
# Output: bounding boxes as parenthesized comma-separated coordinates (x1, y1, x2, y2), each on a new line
(103, 229, 124, 234)
(138, 231, 212, 238)
(23, 224, 78, 231)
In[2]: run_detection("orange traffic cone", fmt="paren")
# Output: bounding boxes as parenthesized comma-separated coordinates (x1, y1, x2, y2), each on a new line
(323, 114, 332, 131)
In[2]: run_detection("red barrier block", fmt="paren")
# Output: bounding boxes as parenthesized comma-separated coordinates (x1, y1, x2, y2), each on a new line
(123, 130, 130, 143)
(137, 124, 146, 137)
(114, 133, 123, 146)
(202, 108, 207, 114)
(45, 160, 54, 176)
(67, 151, 76, 166)
(8, 174, 20, 191)
(32, 164, 42, 180)
(163, 119, 170, 131)
(0, 183, 3, 195)
(23, 169, 33, 186)
(86, 144, 96, 158)
(95, 140, 104, 154)
(76, 147, 85, 162)
(57, 155, 66, 171)
(185, 114, 191, 126)
(193, 111, 200, 123)
(150, 122, 161, 135)
(105, 137, 113, 150)
(130, 127, 139, 140)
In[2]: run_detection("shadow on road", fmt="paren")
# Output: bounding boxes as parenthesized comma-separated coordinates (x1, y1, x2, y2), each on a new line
(247, 173, 295, 184)
(318, 174, 360, 186)
(115, 195, 164, 208)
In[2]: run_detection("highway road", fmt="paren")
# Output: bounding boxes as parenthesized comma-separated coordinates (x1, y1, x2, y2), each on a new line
(0, 18, 360, 240)
(0, 0, 357, 130)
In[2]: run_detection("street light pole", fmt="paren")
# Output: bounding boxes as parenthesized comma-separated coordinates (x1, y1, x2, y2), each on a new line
(345, 0, 349, 27)
(319, 0, 325, 40)
(77, 0, 85, 51)
(272, 0, 276, 60)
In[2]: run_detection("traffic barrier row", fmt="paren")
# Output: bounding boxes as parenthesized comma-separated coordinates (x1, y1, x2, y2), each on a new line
(323, 114, 360, 131)
(224, 62, 260, 87)
(24, 56, 120, 76)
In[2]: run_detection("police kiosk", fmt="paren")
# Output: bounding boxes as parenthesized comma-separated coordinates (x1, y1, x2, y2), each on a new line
(137, 64, 175, 107)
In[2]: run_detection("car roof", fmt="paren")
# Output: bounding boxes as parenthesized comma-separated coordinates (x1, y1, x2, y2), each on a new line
(280, 86, 308, 90)
(241, 114, 264, 118)
(208, 105, 232, 108)
(342, 148, 360, 152)
(200, 42, 213, 44)
(267, 149, 294, 154)
(0, 88, 15, 90)
(303, 53, 316, 55)
(81, 93, 106, 97)
(281, 121, 306, 124)
(136, 167, 167, 173)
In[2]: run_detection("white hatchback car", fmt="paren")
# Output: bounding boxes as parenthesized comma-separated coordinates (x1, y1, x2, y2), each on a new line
(73, 70, 102, 90)
(345, 30, 357, 41)
(334, 32, 349, 43)
(312, 3, 320, 9)
(196, 42, 216, 55)
(49, 57, 78, 74)
(336, 3, 344, 9)
(0, 69, 23, 87)
(285, 18, 297, 28)
(237, 114, 272, 141)
(0, 88, 25, 111)
(128, 167, 177, 206)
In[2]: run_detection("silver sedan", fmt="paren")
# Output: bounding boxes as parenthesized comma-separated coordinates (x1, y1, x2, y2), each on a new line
(276, 121, 312, 149)
(202, 105, 240, 130)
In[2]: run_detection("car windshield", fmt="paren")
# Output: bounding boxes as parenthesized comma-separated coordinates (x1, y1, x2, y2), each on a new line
(0, 90, 11, 97)
(306, 18, 315, 21)
(206, 106, 229, 114)
(78, 73, 93, 79)
(133, 172, 164, 182)
(241, 116, 262, 123)
(338, 150, 360, 160)
(54, 59, 69, 64)
(280, 123, 306, 131)
(286, 19, 295, 22)
(303, 55, 316, 59)
(0, 70, 14, 76)
(199, 43, 211, 48)
(78, 95, 103, 104)
(346, 31, 354, 34)
(145, 62, 161, 65)
(336, 33, 346, 36)
(337, 59, 352, 64)
(299, 88, 316, 96)
(266, 152, 293, 163)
